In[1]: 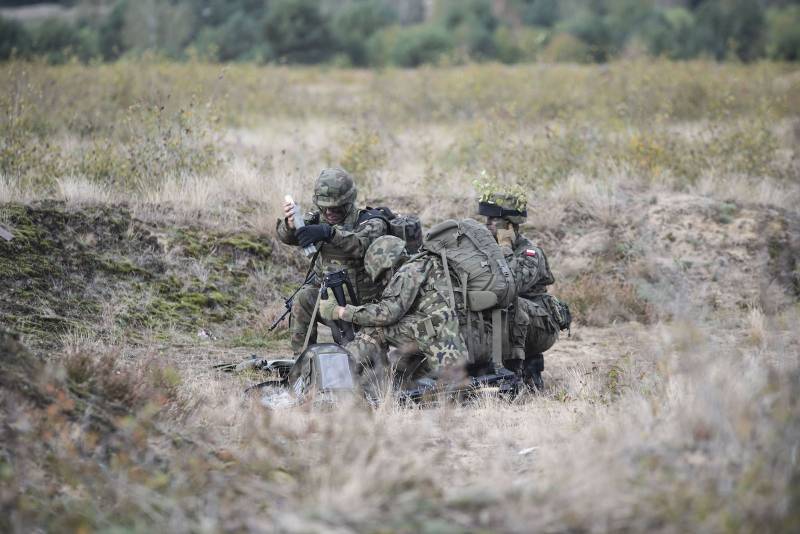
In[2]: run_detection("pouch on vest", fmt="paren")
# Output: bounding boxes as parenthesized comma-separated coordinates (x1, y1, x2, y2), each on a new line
(543, 294, 572, 333)
(390, 215, 423, 253)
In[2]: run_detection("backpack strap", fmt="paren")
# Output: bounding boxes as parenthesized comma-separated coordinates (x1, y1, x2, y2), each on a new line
(461, 272, 473, 362)
(491, 309, 503, 368)
(357, 207, 394, 227)
(439, 250, 456, 310)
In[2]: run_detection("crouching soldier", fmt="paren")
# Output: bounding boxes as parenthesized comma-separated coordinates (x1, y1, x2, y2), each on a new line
(478, 191, 561, 389)
(277, 168, 389, 355)
(318, 236, 469, 387)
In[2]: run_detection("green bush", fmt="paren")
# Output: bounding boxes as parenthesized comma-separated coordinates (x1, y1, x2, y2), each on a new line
(540, 32, 591, 63)
(263, 0, 333, 64)
(439, 0, 498, 60)
(493, 26, 548, 63)
(196, 10, 265, 62)
(30, 17, 83, 64)
(98, 0, 127, 60)
(766, 6, 800, 61)
(562, 12, 612, 62)
(693, 0, 766, 61)
(388, 24, 452, 67)
(0, 15, 31, 60)
(331, 0, 395, 67)
(644, 8, 698, 60)
(518, 0, 560, 27)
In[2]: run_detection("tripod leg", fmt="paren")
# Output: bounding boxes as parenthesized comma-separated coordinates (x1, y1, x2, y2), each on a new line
(301, 289, 323, 354)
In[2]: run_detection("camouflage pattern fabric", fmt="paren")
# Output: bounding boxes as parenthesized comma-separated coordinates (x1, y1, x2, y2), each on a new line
(508, 233, 555, 298)
(363, 235, 407, 283)
(506, 232, 558, 362)
(478, 192, 528, 225)
(312, 168, 357, 208)
(341, 253, 469, 375)
(513, 296, 558, 355)
(477, 189, 559, 368)
(277, 206, 388, 354)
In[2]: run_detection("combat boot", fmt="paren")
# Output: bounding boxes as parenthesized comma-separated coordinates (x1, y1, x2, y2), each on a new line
(524, 353, 544, 391)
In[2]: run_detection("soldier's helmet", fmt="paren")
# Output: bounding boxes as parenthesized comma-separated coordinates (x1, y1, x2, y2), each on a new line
(364, 236, 408, 283)
(313, 168, 357, 210)
(477, 191, 528, 225)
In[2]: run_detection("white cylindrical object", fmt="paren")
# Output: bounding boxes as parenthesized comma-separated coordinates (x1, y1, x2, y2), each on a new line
(286, 195, 317, 256)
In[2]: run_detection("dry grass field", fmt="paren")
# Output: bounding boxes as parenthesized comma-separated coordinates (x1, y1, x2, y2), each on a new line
(1, 60, 799, 532)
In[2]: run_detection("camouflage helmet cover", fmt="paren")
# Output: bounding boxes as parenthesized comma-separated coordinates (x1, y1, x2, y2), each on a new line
(313, 167, 357, 209)
(364, 235, 407, 283)
(477, 191, 528, 225)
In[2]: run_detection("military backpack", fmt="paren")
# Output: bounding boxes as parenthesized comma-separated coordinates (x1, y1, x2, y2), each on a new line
(422, 218, 518, 366)
(358, 207, 423, 253)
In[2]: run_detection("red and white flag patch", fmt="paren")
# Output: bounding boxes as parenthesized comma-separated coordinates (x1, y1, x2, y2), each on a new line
(525, 249, 537, 257)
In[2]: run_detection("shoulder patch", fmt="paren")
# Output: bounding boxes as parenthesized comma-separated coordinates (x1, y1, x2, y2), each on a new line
(525, 249, 537, 257)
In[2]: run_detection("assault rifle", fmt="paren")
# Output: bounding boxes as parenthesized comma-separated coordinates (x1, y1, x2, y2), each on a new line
(269, 250, 320, 332)
(399, 366, 522, 405)
(320, 269, 359, 344)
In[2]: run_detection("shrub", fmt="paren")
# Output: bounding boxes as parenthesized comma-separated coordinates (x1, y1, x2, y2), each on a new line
(121, 0, 196, 58)
(337, 128, 386, 197)
(693, 0, 766, 61)
(540, 32, 591, 63)
(97, 0, 127, 60)
(439, 0, 498, 60)
(519, 0, 560, 28)
(493, 26, 548, 63)
(643, 7, 698, 60)
(561, 12, 612, 62)
(30, 17, 83, 64)
(263, 0, 333, 64)
(766, 6, 800, 61)
(196, 10, 265, 62)
(0, 15, 31, 60)
(331, 0, 396, 67)
(557, 274, 654, 327)
(389, 24, 452, 67)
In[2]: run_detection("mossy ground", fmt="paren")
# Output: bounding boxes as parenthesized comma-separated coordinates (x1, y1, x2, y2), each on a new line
(0, 202, 289, 350)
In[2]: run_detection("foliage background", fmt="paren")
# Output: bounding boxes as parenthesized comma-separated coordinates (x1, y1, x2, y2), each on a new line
(2, 0, 800, 66)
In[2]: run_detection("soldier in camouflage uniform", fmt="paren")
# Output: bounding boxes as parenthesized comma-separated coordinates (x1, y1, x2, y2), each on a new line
(478, 192, 559, 389)
(319, 236, 469, 385)
(277, 168, 389, 355)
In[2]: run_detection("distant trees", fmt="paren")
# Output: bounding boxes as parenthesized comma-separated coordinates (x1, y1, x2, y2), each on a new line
(0, 0, 799, 65)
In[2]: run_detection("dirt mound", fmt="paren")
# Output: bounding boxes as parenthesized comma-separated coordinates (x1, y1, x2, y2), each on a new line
(530, 193, 800, 325)
(0, 202, 280, 349)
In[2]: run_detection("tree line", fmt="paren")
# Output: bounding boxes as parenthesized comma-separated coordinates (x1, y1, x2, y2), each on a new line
(1, 0, 799, 65)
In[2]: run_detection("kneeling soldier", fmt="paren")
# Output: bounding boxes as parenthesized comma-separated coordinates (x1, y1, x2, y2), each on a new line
(277, 168, 389, 355)
(478, 191, 560, 389)
(318, 236, 469, 386)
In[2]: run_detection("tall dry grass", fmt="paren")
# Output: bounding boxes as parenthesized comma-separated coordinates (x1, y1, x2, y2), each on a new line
(3, 303, 797, 531)
(1, 59, 799, 532)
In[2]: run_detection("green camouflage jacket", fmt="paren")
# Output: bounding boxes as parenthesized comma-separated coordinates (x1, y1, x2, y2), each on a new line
(340, 253, 449, 326)
(508, 234, 555, 298)
(341, 253, 469, 366)
(276, 208, 388, 303)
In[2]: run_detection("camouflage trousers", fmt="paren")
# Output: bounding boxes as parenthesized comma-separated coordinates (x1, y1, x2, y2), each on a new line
(290, 285, 318, 355)
(345, 311, 468, 386)
(289, 285, 338, 355)
(511, 296, 558, 365)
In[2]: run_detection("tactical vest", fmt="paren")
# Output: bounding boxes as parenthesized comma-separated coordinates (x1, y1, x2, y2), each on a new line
(310, 208, 386, 304)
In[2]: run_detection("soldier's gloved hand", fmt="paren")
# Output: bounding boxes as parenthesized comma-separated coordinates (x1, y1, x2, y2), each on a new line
(296, 223, 333, 247)
(318, 298, 343, 321)
(496, 227, 515, 248)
